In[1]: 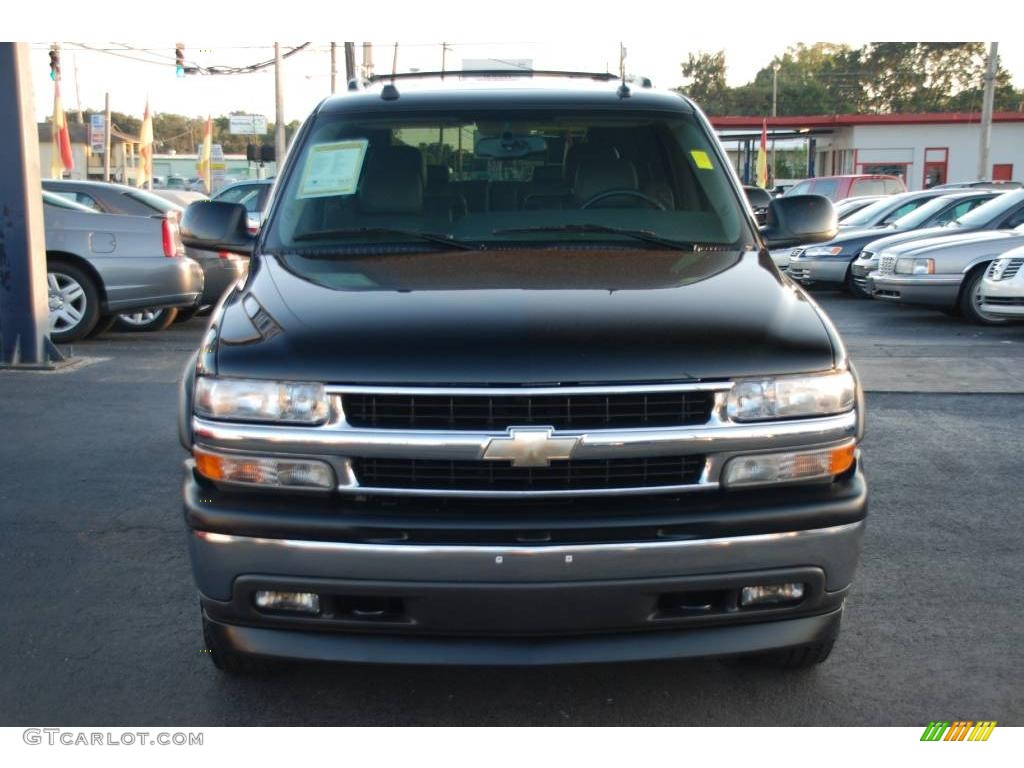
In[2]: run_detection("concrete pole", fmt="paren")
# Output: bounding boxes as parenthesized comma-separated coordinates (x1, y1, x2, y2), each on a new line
(771, 62, 780, 187)
(330, 42, 337, 94)
(0, 43, 63, 367)
(362, 43, 373, 80)
(344, 42, 356, 83)
(978, 42, 998, 181)
(103, 92, 111, 182)
(274, 43, 286, 167)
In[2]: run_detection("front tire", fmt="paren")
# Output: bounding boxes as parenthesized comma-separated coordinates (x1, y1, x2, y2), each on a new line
(959, 266, 1008, 326)
(115, 307, 179, 332)
(47, 260, 100, 343)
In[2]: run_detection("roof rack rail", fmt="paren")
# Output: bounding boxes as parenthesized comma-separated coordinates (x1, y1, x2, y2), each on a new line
(366, 70, 620, 83)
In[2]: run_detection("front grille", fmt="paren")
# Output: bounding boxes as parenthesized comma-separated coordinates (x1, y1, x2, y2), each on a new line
(790, 247, 805, 259)
(342, 391, 715, 430)
(988, 257, 1024, 280)
(878, 255, 897, 275)
(981, 296, 1024, 306)
(787, 266, 811, 281)
(353, 455, 706, 492)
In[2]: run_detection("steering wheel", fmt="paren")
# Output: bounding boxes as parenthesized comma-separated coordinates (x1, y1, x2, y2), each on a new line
(581, 189, 666, 210)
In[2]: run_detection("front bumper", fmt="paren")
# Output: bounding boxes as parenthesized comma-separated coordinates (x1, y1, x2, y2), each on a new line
(868, 274, 962, 307)
(849, 260, 877, 293)
(185, 463, 866, 664)
(980, 275, 1024, 318)
(786, 256, 853, 286)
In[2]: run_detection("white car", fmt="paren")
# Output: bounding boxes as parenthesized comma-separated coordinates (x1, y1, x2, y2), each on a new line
(979, 244, 1024, 319)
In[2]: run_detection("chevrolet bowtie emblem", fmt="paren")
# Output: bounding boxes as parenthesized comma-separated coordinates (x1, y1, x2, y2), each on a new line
(482, 427, 580, 467)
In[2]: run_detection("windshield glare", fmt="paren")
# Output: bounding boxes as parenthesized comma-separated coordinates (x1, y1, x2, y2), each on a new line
(264, 110, 746, 254)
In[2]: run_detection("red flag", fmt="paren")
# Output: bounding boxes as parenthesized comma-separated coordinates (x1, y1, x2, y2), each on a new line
(51, 80, 74, 178)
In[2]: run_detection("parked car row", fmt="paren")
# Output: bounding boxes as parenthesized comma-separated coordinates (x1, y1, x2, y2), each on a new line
(41, 179, 263, 341)
(781, 187, 1024, 326)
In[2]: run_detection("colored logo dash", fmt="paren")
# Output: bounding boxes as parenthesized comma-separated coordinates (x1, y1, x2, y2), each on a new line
(920, 721, 997, 741)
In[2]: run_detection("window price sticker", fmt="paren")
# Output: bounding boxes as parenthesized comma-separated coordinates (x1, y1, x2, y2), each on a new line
(297, 139, 369, 198)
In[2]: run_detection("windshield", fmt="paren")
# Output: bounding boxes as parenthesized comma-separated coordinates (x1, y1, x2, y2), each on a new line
(950, 190, 1022, 228)
(841, 194, 914, 227)
(888, 195, 985, 230)
(263, 108, 747, 259)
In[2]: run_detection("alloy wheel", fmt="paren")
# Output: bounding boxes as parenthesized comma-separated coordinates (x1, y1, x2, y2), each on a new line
(48, 271, 87, 333)
(118, 310, 162, 326)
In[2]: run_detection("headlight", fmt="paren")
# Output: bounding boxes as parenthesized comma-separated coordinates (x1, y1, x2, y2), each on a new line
(802, 245, 845, 257)
(726, 370, 855, 422)
(194, 377, 329, 424)
(896, 257, 935, 275)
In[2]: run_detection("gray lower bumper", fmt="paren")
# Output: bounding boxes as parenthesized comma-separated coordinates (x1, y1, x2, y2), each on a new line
(190, 519, 865, 601)
(787, 257, 852, 285)
(203, 606, 844, 666)
(869, 275, 961, 307)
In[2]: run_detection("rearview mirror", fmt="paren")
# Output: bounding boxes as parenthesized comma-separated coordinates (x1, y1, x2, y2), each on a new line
(759, 195, 838, 249)
(475, 133, 548, 159)
(180, 201, 256, 255)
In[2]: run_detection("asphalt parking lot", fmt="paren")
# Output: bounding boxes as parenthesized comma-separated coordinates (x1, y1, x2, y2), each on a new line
(1, 292, 1022, 726)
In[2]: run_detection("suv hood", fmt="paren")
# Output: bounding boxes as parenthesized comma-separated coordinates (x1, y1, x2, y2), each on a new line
(211, 249, 837, 385)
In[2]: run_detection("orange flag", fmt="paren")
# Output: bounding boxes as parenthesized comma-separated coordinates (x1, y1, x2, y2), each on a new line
(50, 80, 74, 178)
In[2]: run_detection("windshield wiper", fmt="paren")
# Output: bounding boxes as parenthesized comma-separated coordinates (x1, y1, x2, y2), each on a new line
(491, 224, 726, 251)
(292, 227, 483, 251)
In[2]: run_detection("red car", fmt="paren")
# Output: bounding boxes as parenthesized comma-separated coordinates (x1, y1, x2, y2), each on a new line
(784, 174, 906, 202)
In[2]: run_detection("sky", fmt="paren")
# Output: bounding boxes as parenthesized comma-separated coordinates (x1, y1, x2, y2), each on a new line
(30, 40, 1024, 128)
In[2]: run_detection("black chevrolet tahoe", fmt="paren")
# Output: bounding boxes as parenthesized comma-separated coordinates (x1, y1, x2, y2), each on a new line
(178, 71, 866, 673)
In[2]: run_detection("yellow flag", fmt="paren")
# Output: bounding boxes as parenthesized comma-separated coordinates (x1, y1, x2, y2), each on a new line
(197, 117, 213, 194)
(137, 101, 153, 188)
(756, 119, 769, 188)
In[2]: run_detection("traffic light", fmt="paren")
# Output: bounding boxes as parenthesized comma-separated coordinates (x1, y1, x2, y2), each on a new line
(175, 43, 185, 78)
(49, 45, 60, 81)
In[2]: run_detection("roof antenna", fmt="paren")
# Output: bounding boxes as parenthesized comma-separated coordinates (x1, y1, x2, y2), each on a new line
(617, 42, 630, 98)
(381, 42, 400, 100)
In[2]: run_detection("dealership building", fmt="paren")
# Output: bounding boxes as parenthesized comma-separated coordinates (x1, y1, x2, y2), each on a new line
(713, 112, 1024, 189)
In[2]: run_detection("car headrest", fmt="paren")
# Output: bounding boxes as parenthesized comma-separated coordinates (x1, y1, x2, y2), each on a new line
(531, 164, 564, 184)
(564, 143, 619, 182)
(359, 146, 425, 214)
(426, 164, 449, 188)
(574, 157, 639, 202)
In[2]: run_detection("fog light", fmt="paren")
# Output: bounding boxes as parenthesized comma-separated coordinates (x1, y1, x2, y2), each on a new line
(254, 590, 320, 614)
(722, 442, 855, 487)
(194, 448, 335, 490)
(740, 583, 805, 607)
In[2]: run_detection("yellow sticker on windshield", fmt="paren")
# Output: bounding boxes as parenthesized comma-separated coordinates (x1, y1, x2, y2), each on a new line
(690, 150, 714, 170)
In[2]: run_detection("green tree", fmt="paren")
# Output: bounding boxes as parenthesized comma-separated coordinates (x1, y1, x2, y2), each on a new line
(676, 51, 730, 114)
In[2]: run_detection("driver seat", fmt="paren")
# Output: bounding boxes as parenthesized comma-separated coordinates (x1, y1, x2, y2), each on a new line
(573, 156, 641, 208)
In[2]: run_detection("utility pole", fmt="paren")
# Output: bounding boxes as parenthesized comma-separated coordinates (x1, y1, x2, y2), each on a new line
(362, 43, 373, 80)
(73, 54, 84, 123)
(330, 42, 337, 94)
(103, 92, 111, 181)
(441, 41, 448, 78)
(0, 43, 63, 368)
(344, 42, 356, 83)
(274, 42, 285, 168)
(771, 61, 780, 187)
(978, 42, 998, 181)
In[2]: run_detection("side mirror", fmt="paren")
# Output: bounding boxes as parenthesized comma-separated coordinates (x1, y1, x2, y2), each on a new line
(180, 201, 256, 255)
(759, 194, 838, 250)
